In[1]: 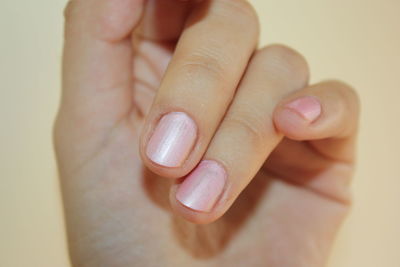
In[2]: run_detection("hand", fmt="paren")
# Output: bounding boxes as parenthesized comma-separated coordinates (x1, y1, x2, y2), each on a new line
(55, 0, 360, 266)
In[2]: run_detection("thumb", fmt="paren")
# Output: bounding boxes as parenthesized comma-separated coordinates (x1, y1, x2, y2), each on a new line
(56, 0, 145, 172)
(60, 0, 145, 129)
(64, 0, 145, 41)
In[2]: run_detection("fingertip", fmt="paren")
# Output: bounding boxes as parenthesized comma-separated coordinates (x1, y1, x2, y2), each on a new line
(169, 185, 222, 225)
(168, 160, 228, 224)
(274, 96, 322, 140)
(139, 111, 199, 179)
(285, 96, 322, 122)
(274, 109, 308, 140)
(138, 145, 187, 179)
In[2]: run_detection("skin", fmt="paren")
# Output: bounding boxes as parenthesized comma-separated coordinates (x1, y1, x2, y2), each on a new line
(54, 0, 360, 266)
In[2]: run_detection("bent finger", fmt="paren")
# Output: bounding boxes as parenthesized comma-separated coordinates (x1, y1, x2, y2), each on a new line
(273, 80, 360, 162)
(61, 0, 144, 120)
(140, 0, 259, 178)
(56, 0, 144, 172)
(170, 45, 309, 223)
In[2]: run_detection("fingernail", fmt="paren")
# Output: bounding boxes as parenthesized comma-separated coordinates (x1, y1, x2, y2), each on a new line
(176, 160, 227, 212)
(285, 96, 322, 122)
(146, 112, 197, 167)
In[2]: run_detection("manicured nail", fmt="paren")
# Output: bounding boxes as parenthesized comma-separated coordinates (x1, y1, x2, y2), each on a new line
(146, 112, 197, 167)
(176, 160, 227, 212)
(285, 96, 322, 122)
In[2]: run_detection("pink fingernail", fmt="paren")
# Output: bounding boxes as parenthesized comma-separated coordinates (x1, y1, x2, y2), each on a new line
(285, 96, 322, 122)
(176, 160, 227, 212)
(146, 112, 197, 167)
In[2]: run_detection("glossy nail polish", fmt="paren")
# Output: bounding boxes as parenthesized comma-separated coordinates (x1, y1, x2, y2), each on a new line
(176, 160, 227, 212)
(285, 96, 322, 122)
(146, 112, 197, 167)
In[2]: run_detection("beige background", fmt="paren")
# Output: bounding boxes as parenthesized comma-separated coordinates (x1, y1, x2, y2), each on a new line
(1, 0, 399, 266)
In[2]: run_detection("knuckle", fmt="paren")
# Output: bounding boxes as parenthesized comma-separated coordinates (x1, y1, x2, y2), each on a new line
(218, 0, 259, 34)
(223, 114, 265, 145)
(322, 80, 360, 113)
(180, 53, 228, 87)
(255, 44, 310, 88)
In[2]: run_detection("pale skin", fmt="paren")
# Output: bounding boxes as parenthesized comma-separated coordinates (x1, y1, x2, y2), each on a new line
(54, 0, 360, 266)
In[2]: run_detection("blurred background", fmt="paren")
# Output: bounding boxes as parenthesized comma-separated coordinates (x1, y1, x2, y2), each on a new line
(0, 0, 399, 266)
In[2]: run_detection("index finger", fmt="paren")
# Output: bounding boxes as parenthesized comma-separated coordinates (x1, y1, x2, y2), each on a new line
(139, 0, 259, 178)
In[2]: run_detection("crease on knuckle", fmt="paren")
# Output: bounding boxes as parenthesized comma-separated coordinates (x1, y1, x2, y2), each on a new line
(224, 115, 265, 145)
(180, 54, 228, 87)
(324, 80, 359, 102)
(256, 45, 310, 88)
(321, 80, 361, 117)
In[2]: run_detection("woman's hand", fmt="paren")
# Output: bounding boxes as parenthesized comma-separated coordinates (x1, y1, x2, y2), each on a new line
(54, 0, 360, 266)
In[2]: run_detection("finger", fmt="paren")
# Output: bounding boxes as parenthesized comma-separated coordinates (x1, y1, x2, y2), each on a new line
(60, 0, 144, 131)
(140, 0, 259, 177)
(56, 0, 144, 171)
(135, 0, 193, 41)
(170, 45, 309, 223)
(263, 81, 360, 205)
(273, 80, 360, 162)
